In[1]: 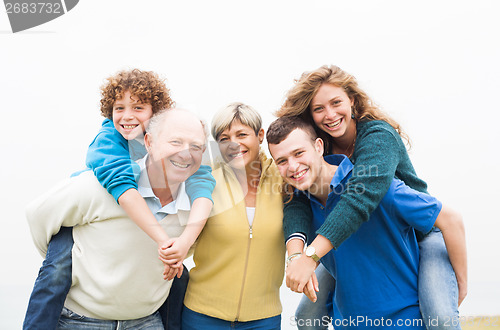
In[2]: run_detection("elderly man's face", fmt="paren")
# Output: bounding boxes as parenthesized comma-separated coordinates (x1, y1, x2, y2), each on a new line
(147, 111, 206, 185)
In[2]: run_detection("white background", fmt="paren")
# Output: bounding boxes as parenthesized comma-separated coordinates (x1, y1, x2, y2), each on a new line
(1, 1, 499, 328)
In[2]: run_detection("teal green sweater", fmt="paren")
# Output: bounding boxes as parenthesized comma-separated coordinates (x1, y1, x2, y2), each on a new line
(283, 120, 428, 248)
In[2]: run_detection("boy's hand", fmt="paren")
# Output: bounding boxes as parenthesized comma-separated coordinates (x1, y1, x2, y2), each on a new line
(158, 237, 190, 267)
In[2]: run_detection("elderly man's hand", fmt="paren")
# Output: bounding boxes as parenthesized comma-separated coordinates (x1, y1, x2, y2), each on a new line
(162, 262, 183, 281)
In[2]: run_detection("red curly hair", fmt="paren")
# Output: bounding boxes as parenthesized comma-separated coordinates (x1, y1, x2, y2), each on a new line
(100, 69, 174, 119)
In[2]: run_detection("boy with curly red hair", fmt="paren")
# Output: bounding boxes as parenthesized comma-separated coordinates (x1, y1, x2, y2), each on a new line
(24, 69, 215, 330)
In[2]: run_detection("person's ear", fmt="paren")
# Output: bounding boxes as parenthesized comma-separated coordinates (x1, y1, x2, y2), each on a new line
(257, 128, 265, 144)
(144, 133, 153, 152)
(314, 138, 324, 156)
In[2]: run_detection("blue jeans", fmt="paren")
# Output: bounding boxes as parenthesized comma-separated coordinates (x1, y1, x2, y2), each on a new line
(419, 228, 461, 330)
(23, 227, 74, 330)
(295, 263, 334, 330)
(24, 226, 187, 330)
(182, 306, 281, 330)
(294, 229, 460, 330)
(57, 307, 164, 329)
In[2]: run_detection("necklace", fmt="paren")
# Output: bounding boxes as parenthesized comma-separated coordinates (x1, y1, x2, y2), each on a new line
(346, 134, 357, 158)
(333, 127, 357, 158)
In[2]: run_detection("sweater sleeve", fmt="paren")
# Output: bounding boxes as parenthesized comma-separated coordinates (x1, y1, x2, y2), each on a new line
(283, 192, 313, 241)
(185, 164, 216, 204)
(26, 172, 116, 257)
(86, 119, 140, 203)
(316, 123, 403, 248)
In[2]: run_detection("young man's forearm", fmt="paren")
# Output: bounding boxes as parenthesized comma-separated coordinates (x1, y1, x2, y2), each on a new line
(286, 237, 305, 256)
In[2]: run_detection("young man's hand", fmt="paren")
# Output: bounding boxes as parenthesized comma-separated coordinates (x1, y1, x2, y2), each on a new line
(286, 253, 318, 294)
(303, 273, 319, 302)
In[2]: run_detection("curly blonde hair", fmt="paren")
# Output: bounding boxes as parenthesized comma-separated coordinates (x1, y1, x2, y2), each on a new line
(276, 65, 410, 153)
(99, 69, 174, 119)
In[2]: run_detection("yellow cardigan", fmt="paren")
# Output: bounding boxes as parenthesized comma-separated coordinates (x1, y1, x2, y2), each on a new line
(184, 153, 285, 322)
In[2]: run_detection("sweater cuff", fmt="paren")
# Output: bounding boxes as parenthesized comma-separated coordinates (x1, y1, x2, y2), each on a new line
(285, 232, 306, 246)
(316, 220, 355, 250)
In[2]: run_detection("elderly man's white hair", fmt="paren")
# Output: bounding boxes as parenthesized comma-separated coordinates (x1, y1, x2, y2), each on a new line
(146, 108, 208, 141)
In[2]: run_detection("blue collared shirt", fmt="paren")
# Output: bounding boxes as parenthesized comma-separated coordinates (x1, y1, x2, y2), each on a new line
(136, 157, 191, 223)
(301, 154, 441, 328)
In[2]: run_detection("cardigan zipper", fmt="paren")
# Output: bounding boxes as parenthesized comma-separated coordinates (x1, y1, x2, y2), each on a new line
(234, 163, 265, 321)
(234, 223, 253, 322)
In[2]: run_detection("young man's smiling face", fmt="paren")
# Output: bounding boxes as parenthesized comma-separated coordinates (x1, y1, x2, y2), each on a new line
(112, 90, 153, 140)
(269, 128, 324, 192)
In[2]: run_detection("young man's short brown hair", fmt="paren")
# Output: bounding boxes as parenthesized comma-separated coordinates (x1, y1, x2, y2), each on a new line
(266, 116, 318, 146)
(99, 69, 174, 119)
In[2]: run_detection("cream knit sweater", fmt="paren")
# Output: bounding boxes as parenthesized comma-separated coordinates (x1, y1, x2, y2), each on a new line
(26, 170, 190, 320)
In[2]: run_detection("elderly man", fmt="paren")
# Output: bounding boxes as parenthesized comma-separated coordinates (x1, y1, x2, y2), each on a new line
(26, 109, 208, 329)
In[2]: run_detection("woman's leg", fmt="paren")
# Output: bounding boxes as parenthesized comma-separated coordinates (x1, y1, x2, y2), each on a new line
(182, 306, 230, 330)
(23, 227, 74, 330)
(295, 263, 335, 330)
(419, 228, 461, 330)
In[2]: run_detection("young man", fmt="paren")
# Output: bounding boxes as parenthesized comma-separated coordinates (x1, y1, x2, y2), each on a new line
(26, 109, 208, 328)
(267, 116, 466, 329)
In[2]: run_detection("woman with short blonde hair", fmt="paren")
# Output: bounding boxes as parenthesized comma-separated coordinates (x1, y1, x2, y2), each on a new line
(183, 102, 286, 329)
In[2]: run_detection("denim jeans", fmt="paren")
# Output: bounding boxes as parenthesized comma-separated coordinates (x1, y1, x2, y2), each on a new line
(295, 263, 335, 330)
(419, 228, 461, 330)
(23, 227, 74, 330)
(182, 306, 281, 330)
(57, 307, 164, 329)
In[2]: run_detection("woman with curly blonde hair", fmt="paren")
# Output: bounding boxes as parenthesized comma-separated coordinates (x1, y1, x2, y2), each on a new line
(278, 65, 466, 330)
